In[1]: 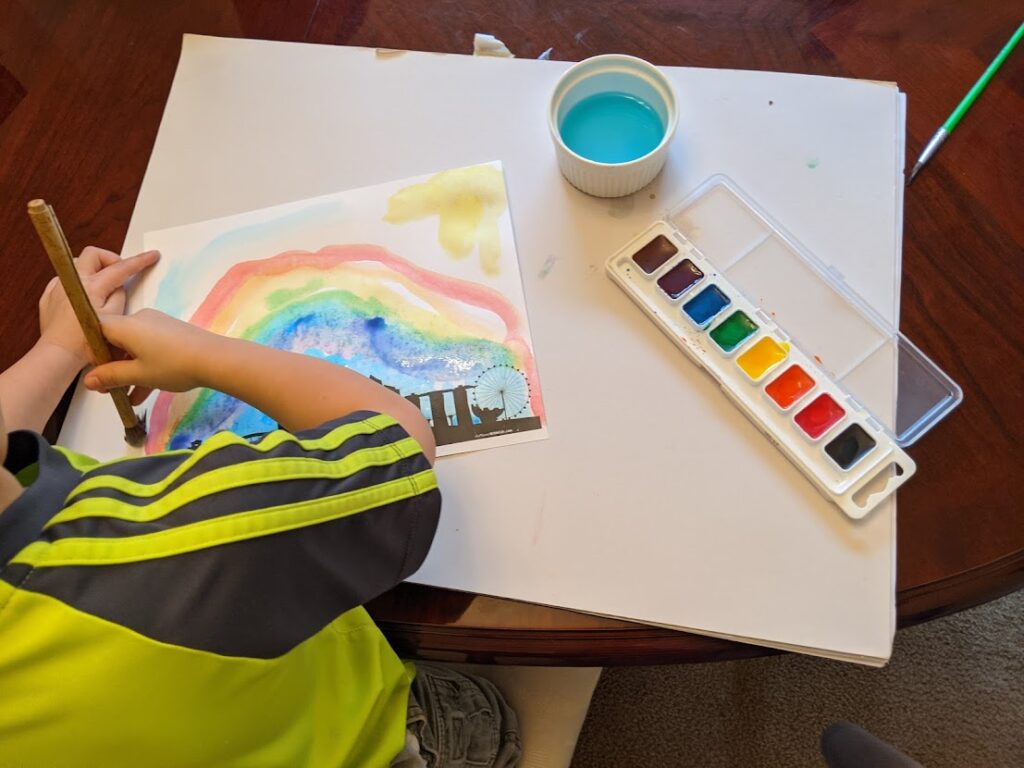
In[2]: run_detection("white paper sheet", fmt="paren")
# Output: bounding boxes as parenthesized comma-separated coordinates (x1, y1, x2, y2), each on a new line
(60, 36, 906, 664)
(136, 162, 547, 457)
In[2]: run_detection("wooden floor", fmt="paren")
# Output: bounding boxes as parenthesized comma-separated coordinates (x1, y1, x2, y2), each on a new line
(0, 0, 1021, 664)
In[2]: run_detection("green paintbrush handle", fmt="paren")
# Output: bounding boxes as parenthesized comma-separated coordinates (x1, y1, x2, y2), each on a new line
(943, 21, 1024, 133)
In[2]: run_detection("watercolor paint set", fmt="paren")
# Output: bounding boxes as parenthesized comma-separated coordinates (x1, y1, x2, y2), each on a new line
(606, 176, 961, 519)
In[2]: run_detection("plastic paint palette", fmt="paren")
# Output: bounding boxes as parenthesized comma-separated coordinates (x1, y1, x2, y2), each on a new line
(606, 176, 962, 519)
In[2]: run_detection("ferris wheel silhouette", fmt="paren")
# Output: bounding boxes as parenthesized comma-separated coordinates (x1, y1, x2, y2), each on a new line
(470, 365, 530, 421)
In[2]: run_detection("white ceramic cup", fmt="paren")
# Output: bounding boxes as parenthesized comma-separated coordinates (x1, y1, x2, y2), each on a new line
(549, 54, 678, 198)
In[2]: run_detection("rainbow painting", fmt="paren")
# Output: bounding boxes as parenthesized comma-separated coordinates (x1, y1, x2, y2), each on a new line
(140, 162, 547, 457)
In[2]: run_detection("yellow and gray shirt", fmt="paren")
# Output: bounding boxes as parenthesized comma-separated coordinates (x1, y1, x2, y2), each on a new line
(0, 411, 440, 767)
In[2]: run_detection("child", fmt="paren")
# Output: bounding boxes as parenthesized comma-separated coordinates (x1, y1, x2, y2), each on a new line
(0, 247, 520, 767)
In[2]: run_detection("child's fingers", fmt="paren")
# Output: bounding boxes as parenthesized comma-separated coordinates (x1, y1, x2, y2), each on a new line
(128, 386, 153, 407)
(90, 250, 160, 295)
(77, 247, 121, 275)
(95, 313, 138, 351)
(83, 359, 144, 393)
(95, 249, 122, 267)
(39, 276, 59, 302)
(97, 287, 127, 314)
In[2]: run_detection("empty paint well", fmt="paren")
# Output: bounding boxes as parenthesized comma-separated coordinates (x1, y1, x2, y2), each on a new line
(794, 393, 845, 439)
(765, 364, 815, 409)
(736, 337, 789, 381)
(683, 284, 731, 327)
(824, 423, 877, 470)
(709, 311, 758, 352)
(632, 234, 677, 274)
(657, 259, 704, 299)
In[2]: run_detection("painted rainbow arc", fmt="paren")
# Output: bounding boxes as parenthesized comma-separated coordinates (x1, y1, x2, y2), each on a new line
(147, 244, 545, 452)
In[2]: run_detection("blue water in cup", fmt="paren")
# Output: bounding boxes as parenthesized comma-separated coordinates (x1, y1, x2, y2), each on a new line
(559, 91, 665, 164)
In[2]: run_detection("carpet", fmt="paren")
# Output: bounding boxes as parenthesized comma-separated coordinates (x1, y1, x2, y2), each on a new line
(571, 589, 1023, 767)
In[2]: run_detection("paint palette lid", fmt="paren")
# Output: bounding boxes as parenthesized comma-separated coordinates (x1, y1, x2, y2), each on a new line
(665, 175, 962, 447)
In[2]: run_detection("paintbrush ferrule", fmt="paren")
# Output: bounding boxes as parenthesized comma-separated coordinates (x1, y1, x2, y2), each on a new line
(917, 127, 948, 168)
(907, 127, 948, 185)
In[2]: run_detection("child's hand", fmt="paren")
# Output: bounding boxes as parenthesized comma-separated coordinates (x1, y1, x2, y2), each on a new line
(38, 247, 160, 368)
(83, 309, 219, 405)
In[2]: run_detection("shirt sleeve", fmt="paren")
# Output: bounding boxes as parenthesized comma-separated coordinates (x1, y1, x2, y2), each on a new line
(6, 411, 440, 658)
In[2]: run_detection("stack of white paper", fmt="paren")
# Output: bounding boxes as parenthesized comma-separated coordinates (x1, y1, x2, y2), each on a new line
(60, 36, 906, 665)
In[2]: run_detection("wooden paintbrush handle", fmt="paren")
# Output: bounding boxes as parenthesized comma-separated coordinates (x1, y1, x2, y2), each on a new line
(27, 200, 113, 365)
(26, 199, 143, 435)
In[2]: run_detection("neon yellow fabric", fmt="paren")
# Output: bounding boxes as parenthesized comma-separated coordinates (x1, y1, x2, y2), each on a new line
(0, 582, 411, 767)
(0, 413, 437, 767)
(52, 445, 100, 473)
(14, 467, 437, 568)
(14, 462, 38, 487)
(46, 436, 424, 529)
(62, 413, 399, 502)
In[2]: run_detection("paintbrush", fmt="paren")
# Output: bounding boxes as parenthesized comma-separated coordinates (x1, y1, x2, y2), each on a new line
(27, 199, 147, 447)
(908, 21, 1024, 185)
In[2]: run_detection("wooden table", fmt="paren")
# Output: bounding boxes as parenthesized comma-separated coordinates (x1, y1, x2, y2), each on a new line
(1, 1, 1021, 666)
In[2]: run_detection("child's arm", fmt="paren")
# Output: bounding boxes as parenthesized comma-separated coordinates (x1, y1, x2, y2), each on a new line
(0, 249, 159, 432)
(83, 309, 436, 463)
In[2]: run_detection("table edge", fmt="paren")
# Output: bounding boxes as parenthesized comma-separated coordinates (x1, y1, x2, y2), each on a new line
(376, 549, 1024, 665)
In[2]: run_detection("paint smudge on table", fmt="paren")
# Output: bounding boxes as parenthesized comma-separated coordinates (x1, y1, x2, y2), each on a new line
(538, 255, 560, 278)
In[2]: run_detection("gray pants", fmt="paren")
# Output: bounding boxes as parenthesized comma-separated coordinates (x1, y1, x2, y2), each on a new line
(406, 663, 522, 768)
